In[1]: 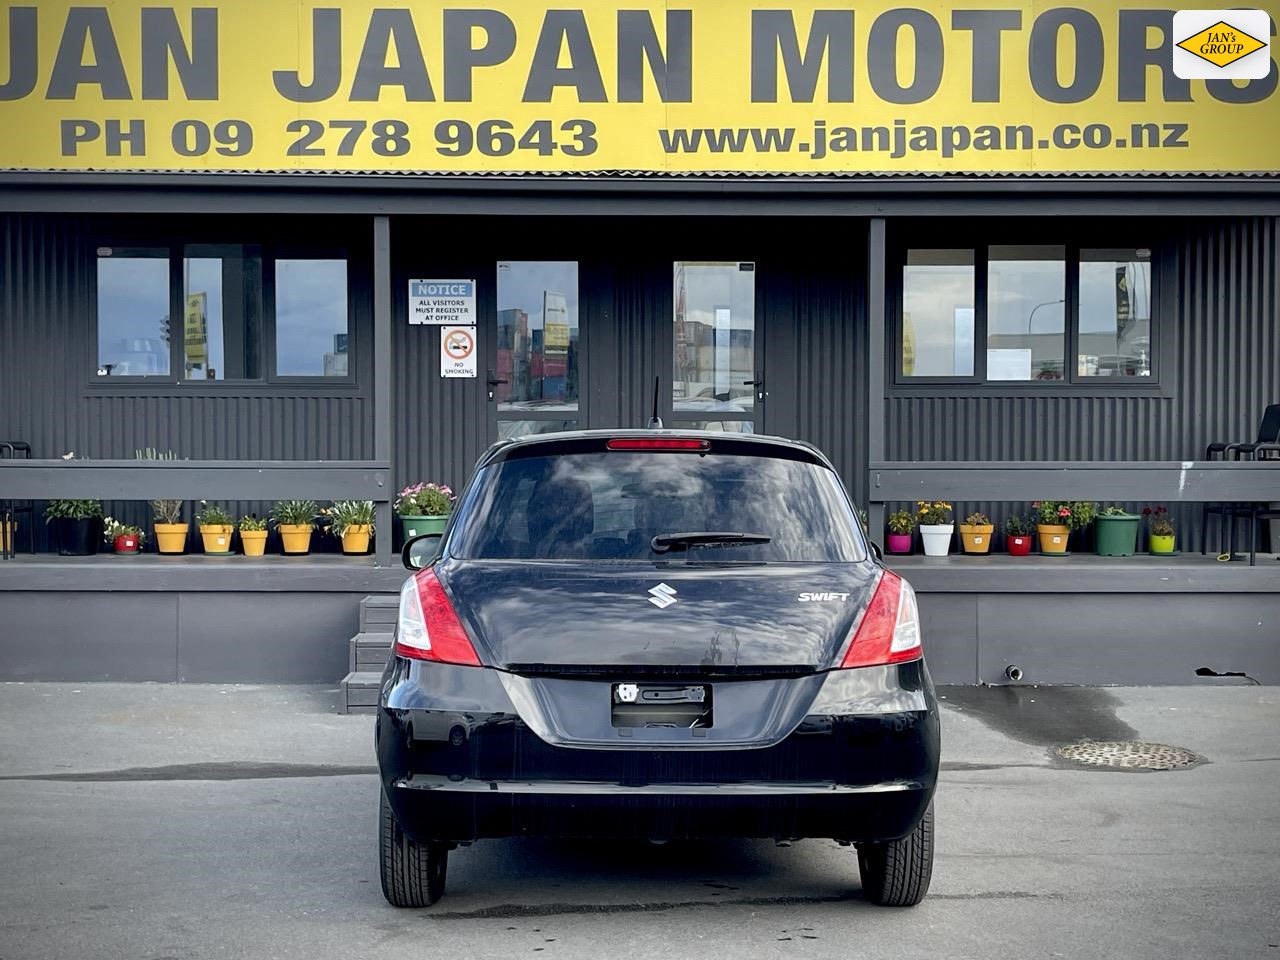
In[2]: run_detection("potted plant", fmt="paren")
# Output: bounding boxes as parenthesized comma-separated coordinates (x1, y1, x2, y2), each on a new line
(886, 510, 915, 554)
(271, 499, 318, 555)
(959, 511, 994, 554)
(195, 501, 235, 556)
(395, 482, 455, 539)
(916, 500, 953, 557)
(102, 516, 145, 555)
(1005, 515, 1034, 556)
(1, 515, 15, 555)
(151, 498, 188, 554)
(325, 500, 375, 555)
(1144, 505, 1177, 554)
(45, 499, 104, 556)
(238, 515, 268, 557)
(1032, 501, 1074, 555)
(1095, 505, 1141, 556)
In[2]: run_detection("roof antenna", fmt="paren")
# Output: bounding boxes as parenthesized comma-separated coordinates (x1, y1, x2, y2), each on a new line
(647, 376, 663, 429)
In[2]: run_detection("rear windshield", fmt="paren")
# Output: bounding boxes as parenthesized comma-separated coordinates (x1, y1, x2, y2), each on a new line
(448, 451, 865, 562)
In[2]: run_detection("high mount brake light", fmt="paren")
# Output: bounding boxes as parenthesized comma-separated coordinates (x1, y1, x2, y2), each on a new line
(394, 568, 482, 667)
(606, 438, 710, 451)
(840, 570, 923, 669)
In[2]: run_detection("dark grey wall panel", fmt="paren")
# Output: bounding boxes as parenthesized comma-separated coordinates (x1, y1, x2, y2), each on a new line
(0, 593, 178, 681)
(884, 217, 1280, 551)
(916, 595, 978, 684)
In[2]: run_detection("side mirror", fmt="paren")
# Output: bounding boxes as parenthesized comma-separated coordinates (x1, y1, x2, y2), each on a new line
(402, 533, 443, 571)
(869, 541, 884, 561)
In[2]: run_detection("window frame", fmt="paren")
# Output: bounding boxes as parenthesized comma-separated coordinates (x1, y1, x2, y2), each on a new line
(87, 240, 360, 396)
(889, 232, 1173, 398)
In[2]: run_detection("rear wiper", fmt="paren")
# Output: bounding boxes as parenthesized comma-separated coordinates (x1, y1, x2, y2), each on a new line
(650, 531, 771, 554)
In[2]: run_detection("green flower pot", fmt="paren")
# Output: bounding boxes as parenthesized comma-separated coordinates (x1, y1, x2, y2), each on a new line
(1095, 514, 1140, 556)
(400, 515, 448, 540)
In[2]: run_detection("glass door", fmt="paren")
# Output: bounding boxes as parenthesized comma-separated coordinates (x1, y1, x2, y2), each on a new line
(670, 261, 759, 432)
(490, 261, 582, 440)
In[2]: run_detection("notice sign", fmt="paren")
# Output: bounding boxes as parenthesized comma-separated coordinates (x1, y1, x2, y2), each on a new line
(409, 279, 476, 326)
(440, 326, 477, 378)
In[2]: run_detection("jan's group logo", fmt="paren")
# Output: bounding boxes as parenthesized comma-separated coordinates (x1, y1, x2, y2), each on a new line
(1172, 10, 1272, 79)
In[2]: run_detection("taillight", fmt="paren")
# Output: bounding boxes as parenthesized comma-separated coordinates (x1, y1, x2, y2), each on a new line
(606, 438, 710, 451)
(394, 568, 482, 667)
(839, 571, 923, 669)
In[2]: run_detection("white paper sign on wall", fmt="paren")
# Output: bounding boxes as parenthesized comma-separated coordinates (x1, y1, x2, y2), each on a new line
(440, 326, 477, 378)
(409, 279, 475, 325)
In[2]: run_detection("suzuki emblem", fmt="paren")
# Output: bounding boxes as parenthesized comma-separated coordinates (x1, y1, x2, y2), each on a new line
(647, 582, 678, 608)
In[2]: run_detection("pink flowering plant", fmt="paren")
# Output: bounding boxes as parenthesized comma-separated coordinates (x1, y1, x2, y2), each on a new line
(1031, 500, 1097, 531)
(395, 482, 455, 517)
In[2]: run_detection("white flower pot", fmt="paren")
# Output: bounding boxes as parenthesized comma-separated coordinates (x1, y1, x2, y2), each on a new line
(920, 523, 954, 557)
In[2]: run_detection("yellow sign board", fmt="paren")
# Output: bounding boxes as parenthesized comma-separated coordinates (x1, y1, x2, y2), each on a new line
(183, 292, 207, 366)
(1, 1, 1277, 174)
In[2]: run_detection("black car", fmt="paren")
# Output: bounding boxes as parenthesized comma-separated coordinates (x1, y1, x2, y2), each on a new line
(376, 431, 939, 908)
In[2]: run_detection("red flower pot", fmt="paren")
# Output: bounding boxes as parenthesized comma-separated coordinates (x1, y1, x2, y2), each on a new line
(886, 533, 913, 554)
(1007, 535, 1032, 557)
(113, 534, 139, 554)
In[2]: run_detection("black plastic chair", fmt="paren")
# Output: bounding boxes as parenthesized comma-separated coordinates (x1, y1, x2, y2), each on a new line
(0, 441, 35, 559)
(1246, 442, 1280, 566)
(1201, 405, 1280, 557)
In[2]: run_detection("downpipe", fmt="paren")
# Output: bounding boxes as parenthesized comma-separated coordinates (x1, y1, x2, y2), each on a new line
(1004, 665, 1023, 682)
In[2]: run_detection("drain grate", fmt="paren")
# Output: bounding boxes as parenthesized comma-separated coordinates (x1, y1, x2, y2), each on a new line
(1055, 741, 1205, 771)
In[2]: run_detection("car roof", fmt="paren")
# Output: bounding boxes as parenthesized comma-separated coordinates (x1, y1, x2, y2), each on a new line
(477, 429, 836, 472)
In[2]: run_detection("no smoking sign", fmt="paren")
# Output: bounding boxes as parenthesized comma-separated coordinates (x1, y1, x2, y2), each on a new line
(440, 326, 477, 378)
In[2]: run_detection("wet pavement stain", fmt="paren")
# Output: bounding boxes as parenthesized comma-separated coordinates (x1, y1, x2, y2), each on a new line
(938, 685, 1139, 748)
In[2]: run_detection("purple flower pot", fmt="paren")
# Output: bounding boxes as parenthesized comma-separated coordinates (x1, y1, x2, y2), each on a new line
(886, 533, 913, 554)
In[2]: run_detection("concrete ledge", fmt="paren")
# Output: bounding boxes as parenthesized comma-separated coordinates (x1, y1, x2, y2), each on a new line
(0, 555, 408, 592)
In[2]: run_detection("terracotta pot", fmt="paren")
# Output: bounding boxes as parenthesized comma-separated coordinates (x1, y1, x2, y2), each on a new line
(959, 523, 994, 554)
(240, 529, 268, 557)
(341, 525, 372, 555)
(113, 534, 139, 554)
(1149, 533, 1176, 555)
(199, 523, 234, 555)
(154, 522, 189, 554)
(886, 532, 913, 554)
(278, 523, 314, 555)
(1037, 524, 1070, 555)
(1007, 534, 1033, 557)
(919, 523, 953, 557)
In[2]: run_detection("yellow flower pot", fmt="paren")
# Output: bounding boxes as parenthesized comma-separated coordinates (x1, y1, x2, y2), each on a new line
(278, 523, 314, 555)
(199, 524, 234, 555)
(1036, 524, 1070, 555)
(154, 522, 189, 554)
(341, 525, 371, 555)
(240, 529, 268, 557)
(1149, 534, 1176, 555)
(959, 524, 994, 554)
(1, 518, 15, 554)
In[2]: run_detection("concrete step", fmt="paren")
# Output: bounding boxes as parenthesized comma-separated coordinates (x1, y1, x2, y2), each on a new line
(339, 670, 382, 715)
(359, 593, 397, 633)
(348, 632, 394, 672)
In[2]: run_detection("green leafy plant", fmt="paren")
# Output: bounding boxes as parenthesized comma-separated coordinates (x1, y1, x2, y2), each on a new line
(45, 499, 103, 522)
(887, 510, 916, 535)
(324, 500, 376, 538)
(1101, 505, 1134, 517)
(1144, 505, 1175, 536)
(238, 515, 267, 532)
(102, 517, 145, 543)
(963, 512, 991, 527)
(916, 500, 953, 525)
(1032, 500, 1097, 531)
(1004, 515, 1034, 536)
(195, 501, 234, 527)
(271, 500, 318, 527)
(149, 499, 183, 523)
(395, 482, 455, 517)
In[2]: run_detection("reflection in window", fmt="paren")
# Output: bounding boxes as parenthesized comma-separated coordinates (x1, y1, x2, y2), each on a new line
(673, 262, 755, 413)
(497, 420, 578, 441)
(275, 259, 348, 376)
(97, 249, 170, 377)
(986, 246, 1066, 381)
(902, 250, 975, 377)
(1079, 249, 1152, 377)
(680, 421, 755, 433)
(496, 261, 579, 411)
(183, 245, 262, 380)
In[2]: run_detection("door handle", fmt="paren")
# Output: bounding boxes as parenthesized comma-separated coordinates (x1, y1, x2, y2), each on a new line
(486, 369, 508, 402)
(743, 373, 765, 401)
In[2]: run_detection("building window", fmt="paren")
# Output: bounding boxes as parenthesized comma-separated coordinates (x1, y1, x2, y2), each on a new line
(95, 245, 352, 384)
(495, 261, 579, 412)
(274, 259, 348, 377)
(96, 248, 170, 377)
(901, 250, 974, 377)
(896, 243, 1156, 387)
(673, 261, 756, 416)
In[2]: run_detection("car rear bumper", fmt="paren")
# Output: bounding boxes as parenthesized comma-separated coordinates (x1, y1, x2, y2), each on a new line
(377, 659, 939, 844)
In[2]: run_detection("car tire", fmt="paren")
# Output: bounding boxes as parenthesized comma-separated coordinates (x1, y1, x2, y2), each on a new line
(379, 788, 448, 907)
(856, 802, 934, 907)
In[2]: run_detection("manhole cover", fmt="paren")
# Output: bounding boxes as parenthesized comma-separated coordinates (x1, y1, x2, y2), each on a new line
(1055, 741, 1205, 771)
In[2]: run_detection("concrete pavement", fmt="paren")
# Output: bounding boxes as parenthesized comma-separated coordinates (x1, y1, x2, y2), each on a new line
(0, 681, 1277, 959)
